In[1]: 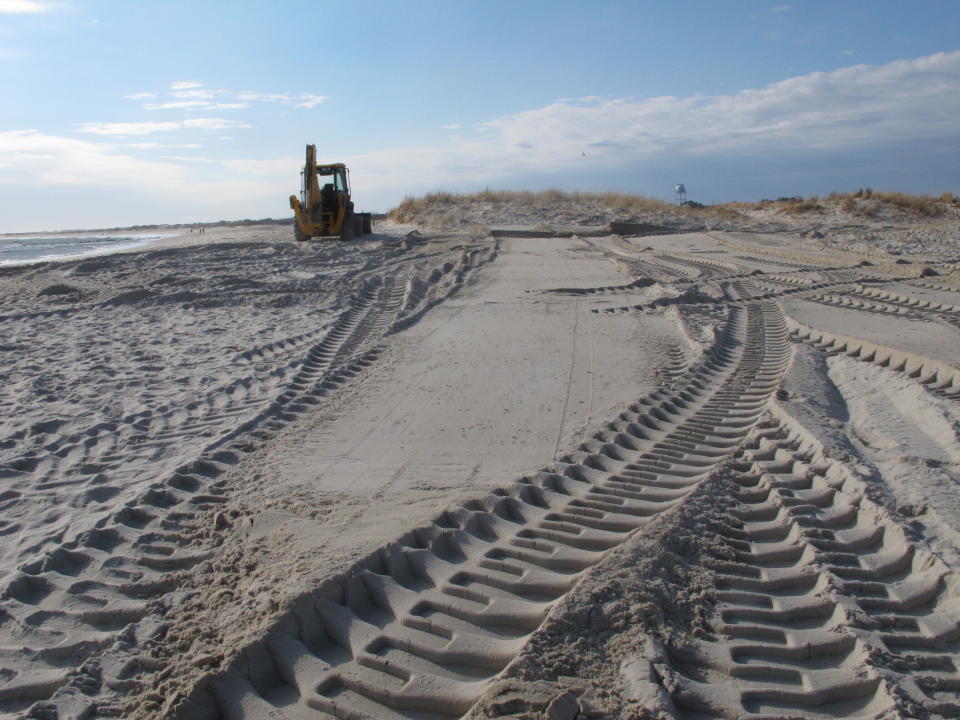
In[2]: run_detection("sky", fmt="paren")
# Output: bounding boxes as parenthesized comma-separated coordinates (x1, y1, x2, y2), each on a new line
(1, 0, 959, 232)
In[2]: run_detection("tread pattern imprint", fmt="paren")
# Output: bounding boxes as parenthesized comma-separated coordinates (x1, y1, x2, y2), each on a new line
(0, 239, 498, 719)
(8, 234, 960, 720)
(186, 250, 960, 720)
(178, 297, 796, 720)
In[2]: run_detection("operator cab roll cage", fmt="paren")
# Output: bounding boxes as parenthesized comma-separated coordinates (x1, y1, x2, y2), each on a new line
(301, 165, 349, 209)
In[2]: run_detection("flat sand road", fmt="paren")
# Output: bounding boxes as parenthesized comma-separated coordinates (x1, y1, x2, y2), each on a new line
(238, 234, 681, 548)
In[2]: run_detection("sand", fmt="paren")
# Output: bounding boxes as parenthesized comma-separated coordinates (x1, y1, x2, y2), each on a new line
(1, 207, 960, 720)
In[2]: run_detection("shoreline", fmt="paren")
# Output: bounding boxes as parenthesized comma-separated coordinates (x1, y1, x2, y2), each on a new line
(0, 216, 293, 239)
(0, 231, 181, 268)
(0, 221, 308, 268)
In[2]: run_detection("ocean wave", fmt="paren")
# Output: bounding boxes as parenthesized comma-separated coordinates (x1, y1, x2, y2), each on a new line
(0, 233, 180, 267)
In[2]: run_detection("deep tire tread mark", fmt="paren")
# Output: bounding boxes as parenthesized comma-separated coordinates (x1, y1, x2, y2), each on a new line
(190, 301, 792, 720)
(658, 411, 960, 719)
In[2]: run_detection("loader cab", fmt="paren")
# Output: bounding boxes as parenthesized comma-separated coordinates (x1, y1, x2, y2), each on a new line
(319, 165, 349, 208)
(291, 146, 369, 241)
(300, 164, 349, 210)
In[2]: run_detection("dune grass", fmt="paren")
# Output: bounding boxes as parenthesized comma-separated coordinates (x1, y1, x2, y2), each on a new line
(388, 189, 725, 225)
(767, 189, 959, 218)
(387, 188, 959, 227)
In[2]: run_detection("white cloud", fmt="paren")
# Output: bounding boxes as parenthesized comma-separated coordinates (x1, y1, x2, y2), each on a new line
(236, 90, 330, 107)
(0, 130, 293, 229)
(236, 91, 293, 103)
(0, 129, 185, 186)
(144, 100, 211, 110)
(840, 49, 855, 56)
(442, 124, 462, 130)
(327, 51, 960, 203)
(79, 121, 182, 136)
(471, 51, 960, 164)
(295, 93, 327, 108)
(6, 52, 957, 230)
(130, 83, 327, 112)
(79, 117, 251, 136)
(0, 0, 47, 12)
(171, 87, 219, 100)
(183, 117, 251, 130)
(771, 4, 791, 12)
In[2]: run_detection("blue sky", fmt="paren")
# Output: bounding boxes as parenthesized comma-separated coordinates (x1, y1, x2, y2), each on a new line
(1, 0, 959, 231)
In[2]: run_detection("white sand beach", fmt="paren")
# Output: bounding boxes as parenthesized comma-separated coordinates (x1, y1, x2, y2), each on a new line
(2, 195, 960, 720)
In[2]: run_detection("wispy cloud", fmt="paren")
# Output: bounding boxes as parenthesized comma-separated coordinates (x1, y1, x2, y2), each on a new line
(183, 117, 251, 130)
(442, 124, 462, 130)
(0, 0, 49, 13)
(6, 52, 957, 227)
(0, 129, 185, 186)
(79, 118, 251, 136)
(296, 93, 327, 108)
(477, 52, 960, 161)
(335, 51, 960, 199)
(236, 91, 292, 102)
(171, 87, 220, 100)
(79, 121, 181, 136)
(144, 100, 211, 110)
(127, 82, 327, 111)
(771, 4, 791, 13)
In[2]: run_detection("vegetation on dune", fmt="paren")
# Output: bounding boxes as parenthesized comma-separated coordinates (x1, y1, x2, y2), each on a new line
(388, 189, 738, 226)
(758, 189, 960, 217)
(387, 188, 960, 228)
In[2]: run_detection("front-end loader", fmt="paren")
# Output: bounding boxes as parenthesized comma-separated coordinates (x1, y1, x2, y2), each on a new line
(289, 144, 372, 241)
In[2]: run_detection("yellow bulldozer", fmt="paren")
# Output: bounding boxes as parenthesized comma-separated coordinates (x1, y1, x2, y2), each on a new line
(289, 144, 372, 241)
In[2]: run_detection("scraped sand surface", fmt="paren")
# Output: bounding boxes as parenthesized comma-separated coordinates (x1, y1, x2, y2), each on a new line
(2, 211, 960, 720)
(262, 236, 671, 497)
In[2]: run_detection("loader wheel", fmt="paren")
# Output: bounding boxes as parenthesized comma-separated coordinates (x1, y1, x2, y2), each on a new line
(340, 212, 355, 241)
(362, 214, 372, 235)
(294, 220, 308, 242)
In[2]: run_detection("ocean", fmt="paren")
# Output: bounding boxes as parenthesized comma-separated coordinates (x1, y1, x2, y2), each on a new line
(0, 232, 179, 267)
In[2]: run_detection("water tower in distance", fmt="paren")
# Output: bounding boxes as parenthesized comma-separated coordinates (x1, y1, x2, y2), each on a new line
(674, 183, 687, 206)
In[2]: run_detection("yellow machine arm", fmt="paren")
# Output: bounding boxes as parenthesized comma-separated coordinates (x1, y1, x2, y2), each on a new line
(290, 145, 370, 241)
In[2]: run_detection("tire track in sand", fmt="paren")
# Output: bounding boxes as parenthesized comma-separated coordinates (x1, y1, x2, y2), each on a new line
(787, 318, 960, 400)
(180, 299, 791, 720)
(656, 409, 960, 718)
(0, 275, 409, 716)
